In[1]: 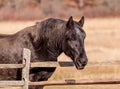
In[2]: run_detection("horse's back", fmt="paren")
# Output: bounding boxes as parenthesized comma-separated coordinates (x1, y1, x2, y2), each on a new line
(0, 34, 12, 38)
(0, 32, 25, 64)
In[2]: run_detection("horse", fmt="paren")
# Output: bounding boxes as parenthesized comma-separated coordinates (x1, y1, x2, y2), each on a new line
(0, 16, 88, 89)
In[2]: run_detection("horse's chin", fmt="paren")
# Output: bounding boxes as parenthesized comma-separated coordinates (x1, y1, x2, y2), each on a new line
(75, 65, 85, 70)
(74, 62, 85, 70)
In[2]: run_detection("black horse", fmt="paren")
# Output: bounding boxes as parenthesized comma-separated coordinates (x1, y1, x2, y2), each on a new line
(0, 16, 88, 89)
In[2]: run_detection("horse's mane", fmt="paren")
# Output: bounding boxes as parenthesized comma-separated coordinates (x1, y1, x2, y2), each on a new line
(37, 18, 66, 34)
(34, 18, 67, 53)
(37, 18, 66, 43)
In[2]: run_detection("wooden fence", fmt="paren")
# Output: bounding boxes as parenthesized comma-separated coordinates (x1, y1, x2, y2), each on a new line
(0, 48, 120, 89)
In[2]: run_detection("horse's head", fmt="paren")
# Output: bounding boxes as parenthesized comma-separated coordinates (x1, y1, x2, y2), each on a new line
(62, 16, 88, 70)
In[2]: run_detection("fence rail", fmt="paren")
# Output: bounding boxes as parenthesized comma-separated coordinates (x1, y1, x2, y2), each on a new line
(0, 48, 120, 89)
(29, 78, 120, 86)
(0, 81, 24, 87)
(1, 78, 120, 87)
(0, 61, 120, 69)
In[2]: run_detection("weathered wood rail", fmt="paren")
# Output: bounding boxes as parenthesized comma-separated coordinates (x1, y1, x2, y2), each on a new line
(0, 60, 120, 69)
(0, 48, 120, 89)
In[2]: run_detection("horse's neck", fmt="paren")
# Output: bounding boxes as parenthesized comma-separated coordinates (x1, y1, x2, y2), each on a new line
(33, 25, 66, 61)
(34, 39, 63, 61)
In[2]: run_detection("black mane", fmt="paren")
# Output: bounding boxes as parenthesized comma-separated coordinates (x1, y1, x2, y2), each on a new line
(32, 18, 67, 60)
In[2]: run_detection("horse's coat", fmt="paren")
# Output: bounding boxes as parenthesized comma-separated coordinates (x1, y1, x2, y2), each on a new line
(0, 16, 87, 89)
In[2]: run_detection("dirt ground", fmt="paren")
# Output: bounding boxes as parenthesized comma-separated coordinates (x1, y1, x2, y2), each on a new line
(0, 18, 120, 89)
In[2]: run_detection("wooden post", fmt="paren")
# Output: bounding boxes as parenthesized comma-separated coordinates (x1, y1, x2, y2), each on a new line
(22, 48, 31, 89)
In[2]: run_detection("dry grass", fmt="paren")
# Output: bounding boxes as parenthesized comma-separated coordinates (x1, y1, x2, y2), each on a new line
(0, 18, 120, 89)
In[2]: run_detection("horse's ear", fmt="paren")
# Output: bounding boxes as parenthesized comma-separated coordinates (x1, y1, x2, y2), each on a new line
(78, 16, 84, 27)
(66, 16, 74, 29)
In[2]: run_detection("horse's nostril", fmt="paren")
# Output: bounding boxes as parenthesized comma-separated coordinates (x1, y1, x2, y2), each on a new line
(82, 62, 86, 66)
(81, 61, 87, 66)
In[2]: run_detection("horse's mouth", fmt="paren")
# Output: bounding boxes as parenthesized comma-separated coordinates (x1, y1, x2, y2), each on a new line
(74, 62, 85, 70)
(75, 65, 85, 70)
(76, 66, 84, 70)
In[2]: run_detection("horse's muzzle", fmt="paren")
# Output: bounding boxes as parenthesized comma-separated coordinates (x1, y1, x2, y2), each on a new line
(74, 58, 88, 70)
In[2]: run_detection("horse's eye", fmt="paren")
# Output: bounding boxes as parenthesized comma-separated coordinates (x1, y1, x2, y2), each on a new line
(66, 36, 71, 41)
(65, 33, 76, 41)
(75, 44, 77, 47)
(66, 36, 75, 41)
